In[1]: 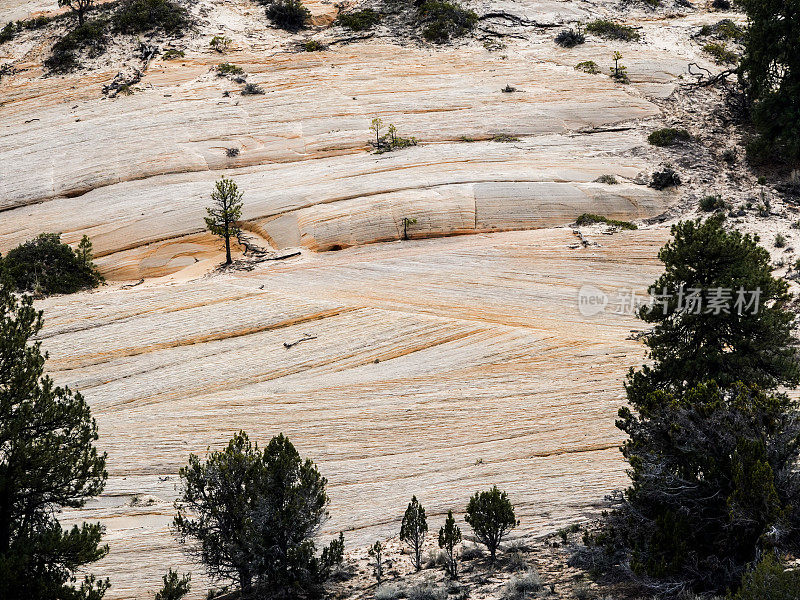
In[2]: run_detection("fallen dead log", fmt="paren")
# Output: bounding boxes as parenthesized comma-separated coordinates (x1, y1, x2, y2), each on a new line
(283, 333, 317, 349)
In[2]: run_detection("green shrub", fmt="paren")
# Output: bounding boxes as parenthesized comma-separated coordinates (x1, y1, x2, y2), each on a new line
(2, 233, 103, 296)
(162, 48, 184, 59)
(733, 554, 800, 600)
(492, 134, 519, 142)
(650, 166, 681, 189)
(0, 22, 16, 43)
(336, 8, 381, 30)
(265, 0, 310, 31)
(209, 34, 230, 52)
(699, 19, 745, 42)
(215, 62, 243, 76)
(585, 19, 640, 41)
(44, 19, 107, 72)
(595, 174, 618, 184)
(575, 213, 637, 229)
(574, 60, 600, 74)
(648, 127, 691, 147)
(241, 82, 264, 95)
(699, 195, 726, 211)
(465, 486, 518, 567)
(154, 570, 190, 600)
(417, 0, 477, 43)
(703, 41, 737, 64)
(775, 233, 787, 248)
(554, 28, 584, 47)
(303, 39, 324, 51)
(112, 0, 190, 34)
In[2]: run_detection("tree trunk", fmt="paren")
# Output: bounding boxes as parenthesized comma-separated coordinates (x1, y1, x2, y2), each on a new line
(224, 218, 231, 265)
(239, 567, 253, 598)
(78, 7, 85, 25)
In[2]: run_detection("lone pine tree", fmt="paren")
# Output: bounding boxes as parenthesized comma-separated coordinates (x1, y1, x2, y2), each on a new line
(205, 177, 243, 265)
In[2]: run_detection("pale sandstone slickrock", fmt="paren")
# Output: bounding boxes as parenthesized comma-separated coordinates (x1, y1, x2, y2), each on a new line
(37, 228, 671, 598)
(0, 0, 739, 597)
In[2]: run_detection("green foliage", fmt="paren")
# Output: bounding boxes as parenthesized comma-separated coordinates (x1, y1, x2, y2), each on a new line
(699, 19, 745, 42)
(241, 82, 264, 95)
(575, 213, 637, 230)
(606, 382, 800, 593)
(174, 432, 331, 598)
(58, 0, 95, 26)
(649, 166, 681, 189)
(739, 0, 800, 164)
(733, 554, 800, 600)
(417, 0, 477, 43)
(215, 62, 243, 76)
(162, 48, 184, 59)
(112, 0, 190, 35)
(205, 177, 243, 265)
(154, 570, 190, 600)
(703, 41, 737, 64)
(632, 216, 799, 394)
(0, 279, 109, 600)
(648, 127, 691, 147)
(303, 40, 324, 51)
(400, 496, 428, 571)
(574, 60, 599, 74)
(609, 50, 629, 83)
(368, 540, 384, 583)
(370, 119, 418, 153)
(0, 22, 16, 43)
(775, 233, 787, 248)
(465, 486, 518, 566)
(320, 532, 345, 574)
(595, 174, 618, 184)
(209, 35, 230, 52)
(44, 19, 107, 72)
(438, 511, 461, 579)
(336, 9, 381, 31)
(699, 195, 727, 211)
(585, 19, 640, 41)
(2, 233, 102, 295)
(554, 28, 585, 48)
(265, 0, 310, 31)
(492, 134, 519, 142)
(582, 217, 800, 595)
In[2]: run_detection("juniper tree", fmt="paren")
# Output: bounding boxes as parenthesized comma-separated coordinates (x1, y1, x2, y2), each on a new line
(739, 0, 800, 163)
(154, 569, 191, 600)
(0, 275, 109, 600)
(465, 486, 518, 567)
(581, 218, 800, 595)
(174, 432, 336, 599)
(629, 215, 799, 399)
(205, 178, 243, 266)
(400, 496, 428, 571)
(438, 510, 461, 579)
(58, 0, 94, 25)
(367, 540, 384, 583)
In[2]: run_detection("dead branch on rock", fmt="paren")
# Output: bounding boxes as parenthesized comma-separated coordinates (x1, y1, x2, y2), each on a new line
(283, 333, 317, 349)
(478, 12, 558, 28)
(122, 278, 145, 289)
(686, 62, 737, 87)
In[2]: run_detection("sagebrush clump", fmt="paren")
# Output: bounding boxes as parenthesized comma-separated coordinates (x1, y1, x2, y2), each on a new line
(336, 9, 381, 31)
(554, 27, 584, 48)
(648, 127, 691, 147)
(265, 0, 310, 31)
(112, 0, 190, 34)
(45, 19, 107, 72)
(585, 19, 640, 41)
(417, 0, 477, 43)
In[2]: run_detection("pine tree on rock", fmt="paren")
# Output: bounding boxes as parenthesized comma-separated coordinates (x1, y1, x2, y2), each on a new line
(465, 486, 518, 567)
(400, 496, 428, 571)
(0, 275, 109, 600)
(438, 510, 461, 579)
(205, 177, 243, 266)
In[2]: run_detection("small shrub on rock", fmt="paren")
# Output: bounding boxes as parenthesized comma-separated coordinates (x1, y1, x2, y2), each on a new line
(699, 195, 726, 211)
(554, 27, 585, 48)
(648, 127, 691, 147)
(703, 41, 737, 64)
(44, 19, 107, 72)
(216, 62, 243, 76)
(336, 8, 381, 31)
(2, 233, 103, 295)
(265, 0, 310, 31)
(733, 554, 800, 600)
(501, 569, 542, 600)
(574, 60, 600, 74)
(595, 174, 618, 184)
(241, 82, 265, 95)
(162, 48, 184, 59)
(575, 213, 637, 230)
(209, 34, 231, 52)
(417, 0, 477, 43)
(649, 166, 681, 189)
(0, 22, 16, 43)
(303, 39, 324, 51)
(585, 19, 640, 41)
(112, 0, 190, 34)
